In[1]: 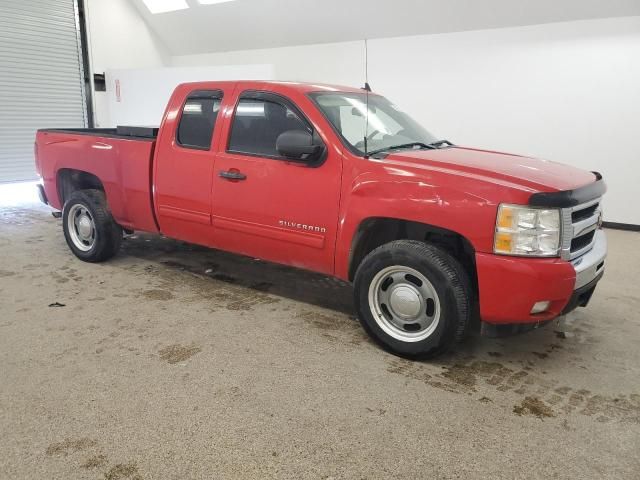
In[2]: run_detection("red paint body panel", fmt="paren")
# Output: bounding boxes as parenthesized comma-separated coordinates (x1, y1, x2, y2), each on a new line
(35, 80, 601, 326)
(208, 82, 343, 273)
(475, 252, 576, 324)
(385, 147, 596, 192)
(36, 131, 158, 233)
(152, 82, 235, 246)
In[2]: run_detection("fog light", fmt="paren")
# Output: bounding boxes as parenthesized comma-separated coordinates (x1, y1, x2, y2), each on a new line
(531, 301, 551, 314)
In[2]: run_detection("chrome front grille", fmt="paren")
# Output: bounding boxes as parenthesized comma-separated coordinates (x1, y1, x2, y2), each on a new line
(560, 198, 602, 260)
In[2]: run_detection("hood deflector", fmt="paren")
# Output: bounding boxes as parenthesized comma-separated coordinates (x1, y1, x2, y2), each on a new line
(528, 172, 606, 208)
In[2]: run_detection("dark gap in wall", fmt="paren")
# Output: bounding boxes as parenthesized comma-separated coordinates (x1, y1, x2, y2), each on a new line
(76, 0, 94, 127)
(93, 73, 106, 92)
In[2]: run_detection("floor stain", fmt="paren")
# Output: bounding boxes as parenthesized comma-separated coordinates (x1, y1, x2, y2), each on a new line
(119, 234, 353, 314)
(159, 344, 202, 364)
(141, 289, 174, 301)
(81, 454, 108, 469)
(46, 438, 97, 456)
(140, 261, 280, 312)
(386, 357, 640, 423)
(50, 271, 70, 284)
(578, 393, 640, 423)
(532, 352, 549, 359)
(513, 396, 555, 419)
(441, 363, 479, 388)
(297, 311, 368, 346)
(441, 361, 515, 392)
(104, 462, 141, 480)
(0, 269, 16, 277)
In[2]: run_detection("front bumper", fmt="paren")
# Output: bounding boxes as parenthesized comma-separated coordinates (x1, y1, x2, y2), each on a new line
(476, 229, 606, 326)
(572, 230, 606, 290)
(561, 229, 606, 314)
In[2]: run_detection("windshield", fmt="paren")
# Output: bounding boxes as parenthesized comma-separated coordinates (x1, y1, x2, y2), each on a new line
(309, 92, 438, 156)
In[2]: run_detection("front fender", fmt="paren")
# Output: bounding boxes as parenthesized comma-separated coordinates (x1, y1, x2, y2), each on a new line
(333, 170, 525, 280)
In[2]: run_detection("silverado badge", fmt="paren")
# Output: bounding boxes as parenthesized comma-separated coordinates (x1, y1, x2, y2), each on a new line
(279, 220, 326, 233)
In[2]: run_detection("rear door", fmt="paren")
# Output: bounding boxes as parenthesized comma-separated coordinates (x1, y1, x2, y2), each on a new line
(211, 89, 342, 274)
(154, 87, 226, 244)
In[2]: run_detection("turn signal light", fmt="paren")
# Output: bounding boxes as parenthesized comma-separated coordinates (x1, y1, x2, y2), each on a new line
(494, 204, 561, 257)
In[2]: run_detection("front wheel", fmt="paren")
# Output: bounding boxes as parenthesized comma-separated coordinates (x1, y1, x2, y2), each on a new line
(62, 189, 122, 262)
(354, 240, 471, 359)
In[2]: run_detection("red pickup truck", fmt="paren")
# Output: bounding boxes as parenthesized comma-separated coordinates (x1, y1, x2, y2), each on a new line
(34, 81, 607, 358)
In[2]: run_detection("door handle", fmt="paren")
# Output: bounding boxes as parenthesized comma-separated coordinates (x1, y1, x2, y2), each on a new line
(218, 170, 247, 181)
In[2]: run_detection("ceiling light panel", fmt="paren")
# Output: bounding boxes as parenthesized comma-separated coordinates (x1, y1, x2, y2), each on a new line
(197, 0, 238, 5)
(142, 0, 189, 14)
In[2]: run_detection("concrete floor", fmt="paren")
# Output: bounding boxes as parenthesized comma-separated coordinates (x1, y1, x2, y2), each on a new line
(1, 195, 639, 480)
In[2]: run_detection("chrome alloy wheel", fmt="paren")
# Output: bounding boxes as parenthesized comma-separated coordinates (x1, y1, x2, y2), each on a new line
(368, 265, 441, 342)
(67, 204, 96, 252)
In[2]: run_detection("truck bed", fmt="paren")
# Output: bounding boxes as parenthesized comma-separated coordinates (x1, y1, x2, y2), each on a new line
(35, 128, 159, 233)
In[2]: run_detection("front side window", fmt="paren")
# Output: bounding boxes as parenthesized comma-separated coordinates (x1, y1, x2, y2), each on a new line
(309, 92, 438, 156)
(176, 90, 222, 150)
(228, 96, 310, 157)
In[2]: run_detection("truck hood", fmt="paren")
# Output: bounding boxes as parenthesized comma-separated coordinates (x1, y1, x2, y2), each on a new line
(381, 146, 597, 192)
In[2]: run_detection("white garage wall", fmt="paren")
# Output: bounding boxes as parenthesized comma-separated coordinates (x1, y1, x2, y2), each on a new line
(172, 40, 365, 87)
(369, 17, 640, 226)
(84, 0, 169, 126)
(105, 64, 274, 126)
(172, 17, 640, 225)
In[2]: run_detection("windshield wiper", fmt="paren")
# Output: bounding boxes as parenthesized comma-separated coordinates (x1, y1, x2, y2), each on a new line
(366, 142, 435, 158)
(426, 139, 454, 148)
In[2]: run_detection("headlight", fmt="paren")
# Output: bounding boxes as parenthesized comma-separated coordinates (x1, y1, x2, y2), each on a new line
(494, 204, 561, 257)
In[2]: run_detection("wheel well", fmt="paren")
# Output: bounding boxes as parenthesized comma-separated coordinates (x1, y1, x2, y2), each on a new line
(57, 169, 105, 205)
(348, 218, 478, 293)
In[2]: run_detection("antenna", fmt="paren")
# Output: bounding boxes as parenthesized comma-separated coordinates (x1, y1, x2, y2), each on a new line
(363, 39, 371, 157)
(364, 38, 371, 91)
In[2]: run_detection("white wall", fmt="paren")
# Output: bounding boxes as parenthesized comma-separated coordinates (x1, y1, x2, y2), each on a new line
(84, 0, 169, 126)
(105, 64, 274, 126)
(172, 17, 640, 225)
(172, 40, 365, 88)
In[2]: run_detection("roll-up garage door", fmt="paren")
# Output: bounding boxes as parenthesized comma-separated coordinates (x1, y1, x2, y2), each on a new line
(0, 0, 87, 182)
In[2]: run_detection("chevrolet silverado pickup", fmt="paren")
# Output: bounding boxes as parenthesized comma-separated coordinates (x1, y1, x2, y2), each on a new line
(34, 81, 607, 358)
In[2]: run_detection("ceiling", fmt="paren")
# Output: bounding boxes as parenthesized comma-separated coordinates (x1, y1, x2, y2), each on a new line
(131, 0, 640, 56)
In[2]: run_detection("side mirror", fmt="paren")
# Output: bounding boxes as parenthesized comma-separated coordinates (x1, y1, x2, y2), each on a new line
(276, 130, 323, 161)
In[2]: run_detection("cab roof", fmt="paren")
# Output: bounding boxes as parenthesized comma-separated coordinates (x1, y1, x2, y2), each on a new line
(177, 80, 367, 95)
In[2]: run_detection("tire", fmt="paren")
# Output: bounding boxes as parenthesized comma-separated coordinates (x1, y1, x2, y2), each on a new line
(354, 240, 471, 359)
(62, 189, 122, 262)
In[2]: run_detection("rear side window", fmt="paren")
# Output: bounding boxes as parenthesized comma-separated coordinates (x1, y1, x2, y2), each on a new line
(228, 95, 310, 157)
(176, 90, 222, 150)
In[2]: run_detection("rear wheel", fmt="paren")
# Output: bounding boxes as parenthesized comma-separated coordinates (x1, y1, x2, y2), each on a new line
(62, 189, 122, 262)
(354, 240, 471, 358)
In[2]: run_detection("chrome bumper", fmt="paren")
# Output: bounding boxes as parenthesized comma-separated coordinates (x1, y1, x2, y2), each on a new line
(571, 229, 606, 290)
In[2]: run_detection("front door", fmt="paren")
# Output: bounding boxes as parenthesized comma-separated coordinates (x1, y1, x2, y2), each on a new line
(211, 90, 342, 274)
